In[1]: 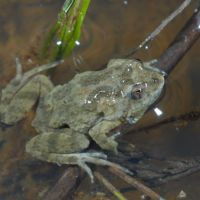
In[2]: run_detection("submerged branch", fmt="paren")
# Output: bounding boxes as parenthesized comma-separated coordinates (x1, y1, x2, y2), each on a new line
(43, 167, 82, 200)
(153, 4, 200, 74)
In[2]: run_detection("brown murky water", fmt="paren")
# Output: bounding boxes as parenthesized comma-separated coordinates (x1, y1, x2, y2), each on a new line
(0, 0, 200, 199)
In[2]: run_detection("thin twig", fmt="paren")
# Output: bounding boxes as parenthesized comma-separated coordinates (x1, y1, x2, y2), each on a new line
(109, 167, 165, 200)
(94, 171, 127, 200)
(157, 163, 200, 185)
(125, 0, 191, 57)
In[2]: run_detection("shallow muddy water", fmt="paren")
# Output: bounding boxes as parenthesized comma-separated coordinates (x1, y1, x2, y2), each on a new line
(0, 0, 200, 199)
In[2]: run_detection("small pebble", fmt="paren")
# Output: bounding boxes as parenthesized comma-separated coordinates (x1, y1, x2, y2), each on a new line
(177, 190, 187, 199)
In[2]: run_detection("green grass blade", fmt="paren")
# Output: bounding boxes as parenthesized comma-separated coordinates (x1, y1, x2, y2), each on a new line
(41, 0, 91, 60)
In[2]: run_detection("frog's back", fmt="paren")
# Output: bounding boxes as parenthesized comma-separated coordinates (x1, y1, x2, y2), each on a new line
(33, 65, 124, 132)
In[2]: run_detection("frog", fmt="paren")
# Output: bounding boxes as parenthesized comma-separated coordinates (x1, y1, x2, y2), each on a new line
(0, 57, 165, 182)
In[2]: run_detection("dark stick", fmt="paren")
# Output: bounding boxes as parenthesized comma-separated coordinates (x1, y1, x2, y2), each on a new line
(156, 164, 200, 185)
(153, 5, 200, 74)
(43, 167, 82, 200)
(44, 5, 200, 200)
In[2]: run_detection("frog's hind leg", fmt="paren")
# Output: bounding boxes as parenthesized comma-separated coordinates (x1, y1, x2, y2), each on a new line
(28, 150, 130, 183)
(0, 58, 62, 125)
(26, 130, 131, 183)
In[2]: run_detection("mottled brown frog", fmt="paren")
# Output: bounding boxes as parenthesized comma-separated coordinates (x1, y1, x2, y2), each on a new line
(0, 58, 165, 182)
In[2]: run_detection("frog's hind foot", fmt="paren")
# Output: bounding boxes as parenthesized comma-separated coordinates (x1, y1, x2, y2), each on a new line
(75, 152, 107, 183)
(45, 151, 132, 183)
(14, 57, 63, 87)
(0, 58, 64, 125)
(69, 152, 132, 183)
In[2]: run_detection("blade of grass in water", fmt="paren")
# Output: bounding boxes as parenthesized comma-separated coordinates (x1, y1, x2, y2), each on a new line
(41, 0, 91, 60)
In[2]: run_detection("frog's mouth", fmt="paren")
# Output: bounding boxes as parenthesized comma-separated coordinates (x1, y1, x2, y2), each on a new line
(0, 120, 13, 129)
(146, 83, 166, 113)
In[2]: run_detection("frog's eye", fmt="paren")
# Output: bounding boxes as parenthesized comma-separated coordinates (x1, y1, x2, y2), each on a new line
(130, 82, 147, 100)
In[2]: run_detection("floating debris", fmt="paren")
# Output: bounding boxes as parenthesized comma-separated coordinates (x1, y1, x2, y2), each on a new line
(177, 190, 187, 199)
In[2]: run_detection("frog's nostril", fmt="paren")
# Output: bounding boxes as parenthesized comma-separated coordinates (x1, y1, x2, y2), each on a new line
(152, 77, 159, 83)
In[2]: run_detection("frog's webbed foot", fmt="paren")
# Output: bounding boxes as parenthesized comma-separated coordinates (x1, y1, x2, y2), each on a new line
(74, 152, 108, 182)
(75, 152, 132, 182)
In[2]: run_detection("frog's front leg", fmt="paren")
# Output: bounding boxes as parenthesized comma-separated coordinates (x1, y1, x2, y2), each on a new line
(89, 120, 121, 154)
(26, 129, 130, 183)
(0, 59, 61, 125)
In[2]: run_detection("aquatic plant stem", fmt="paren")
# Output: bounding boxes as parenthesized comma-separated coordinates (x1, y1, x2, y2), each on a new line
(42, 0, 91, 60)
(43, 167, 82, 200)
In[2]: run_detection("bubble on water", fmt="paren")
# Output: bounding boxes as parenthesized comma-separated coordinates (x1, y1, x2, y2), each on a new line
(123, 0, 128, 5)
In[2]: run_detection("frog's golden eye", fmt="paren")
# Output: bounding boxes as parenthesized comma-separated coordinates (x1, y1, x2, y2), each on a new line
(131, 88, 143, 100)
(130, 82, 147, 100)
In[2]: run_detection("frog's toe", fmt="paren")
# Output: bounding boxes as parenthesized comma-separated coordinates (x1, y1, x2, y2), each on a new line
(82, 152, 108, 159)
(77, 161, 94, 183)
(75, 152, 132, 182)
(75, 152, 107, 183)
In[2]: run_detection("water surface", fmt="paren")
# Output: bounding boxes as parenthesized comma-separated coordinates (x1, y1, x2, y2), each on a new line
(0, 0, 200, 199)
